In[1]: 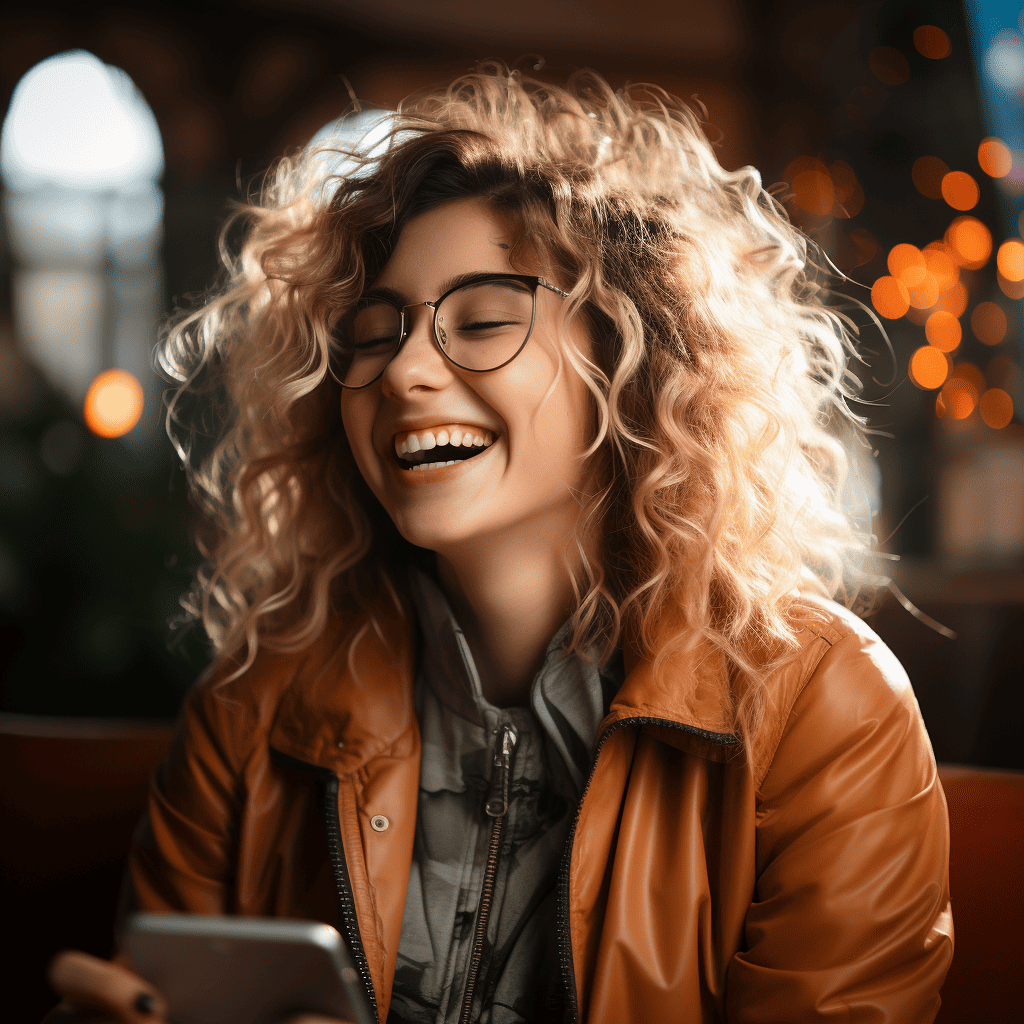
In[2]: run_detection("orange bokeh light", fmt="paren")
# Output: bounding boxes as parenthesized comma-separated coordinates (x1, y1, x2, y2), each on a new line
(971, 301, 1008, 345)
(998, 271, 1024, 301)
(934, 280, 969, 318)
(869, 46, 910, 85)
(912, 156, 949, 199)
(914, 25, 952, 59)
(980, 388, 1014, 429)
(978, 138, 1013, 178)
(940, 377, 977, 419)
(945, 216, 992, 268)
(925, 311, 962, 352)
(996, 239, 1024, 282)
(888, 243, 926, 286)
(909, 345, 949, 389)
(792, 168, 835, 216)
(941, 171, 980, 211)
(829, 160, 864, 217)
(908, 274, 941, 309)
(872, 276, 910, 319)
(83, 369, 144, 438)
(922, 243, 959, 290)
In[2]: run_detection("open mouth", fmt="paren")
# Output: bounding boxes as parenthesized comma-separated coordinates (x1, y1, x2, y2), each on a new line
(397, 444, 492, 471)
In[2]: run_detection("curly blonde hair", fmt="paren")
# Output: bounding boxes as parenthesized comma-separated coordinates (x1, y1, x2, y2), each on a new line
(160, 64, 877, 779)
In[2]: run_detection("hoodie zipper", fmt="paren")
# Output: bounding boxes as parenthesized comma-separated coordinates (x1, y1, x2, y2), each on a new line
(556, 717, 739, 1024)
(457, 721, 518, 1024)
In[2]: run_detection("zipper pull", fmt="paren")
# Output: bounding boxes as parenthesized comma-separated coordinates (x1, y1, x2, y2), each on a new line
(485, 723, 518, 818)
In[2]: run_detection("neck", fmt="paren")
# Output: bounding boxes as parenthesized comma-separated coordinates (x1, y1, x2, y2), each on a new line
(435, 513, 586, 708)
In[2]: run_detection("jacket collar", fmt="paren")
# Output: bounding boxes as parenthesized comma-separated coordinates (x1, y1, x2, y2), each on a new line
(268, 594, 742, 773)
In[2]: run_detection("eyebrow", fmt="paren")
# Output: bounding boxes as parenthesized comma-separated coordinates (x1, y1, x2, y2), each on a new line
(362, 271, 518, 306)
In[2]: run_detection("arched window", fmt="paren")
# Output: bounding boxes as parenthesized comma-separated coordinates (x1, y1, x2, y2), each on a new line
(1, 50, 164, 449)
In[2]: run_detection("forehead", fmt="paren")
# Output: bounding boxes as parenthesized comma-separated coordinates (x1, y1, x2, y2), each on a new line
(375, 198, 520, 295)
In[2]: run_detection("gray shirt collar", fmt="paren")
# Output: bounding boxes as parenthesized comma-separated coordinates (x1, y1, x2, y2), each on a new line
(407, 566, 622, 789)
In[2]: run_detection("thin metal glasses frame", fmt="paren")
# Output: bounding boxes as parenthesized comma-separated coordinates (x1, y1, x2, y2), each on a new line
(335, 273, 570, 389)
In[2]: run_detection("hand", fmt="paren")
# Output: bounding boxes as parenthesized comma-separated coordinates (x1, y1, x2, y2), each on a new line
(44, 950, 167, 1024)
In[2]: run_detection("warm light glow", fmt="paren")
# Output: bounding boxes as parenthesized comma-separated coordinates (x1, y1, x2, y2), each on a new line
(922, 243, 959, 290)
(909, 346, 949, 389)
(790, 161, 835, 216)
(934, 280, 969, 318)
(914, 25, 952, 59)
(847, 228, 878, 267)
(941, 377, 977, 419)
(829, 160, 864, 217)
(872, 275, 910, 319)
(952, 362, 985, 397)
(908, 274, 941, 309)
(980, 388, 1014, 428)
(925, 311, 962, 352)
(998, 271, 1024, 301)
(971, 301, 1008, 345)
(946, 216, 992, 268)
(978, 137, 1013, 178)
(83, 369, 143, 437)
(869, 46, 910, 85)
(912, 156, 949, 199)
(888, 243, 926, 286)
(996, 239, 1024, 282)
(941, 171, 980, 211)
(986, 354, 1017, 389)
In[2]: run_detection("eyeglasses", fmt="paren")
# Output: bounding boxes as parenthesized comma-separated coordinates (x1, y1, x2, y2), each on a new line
(331, 273, 570, 389)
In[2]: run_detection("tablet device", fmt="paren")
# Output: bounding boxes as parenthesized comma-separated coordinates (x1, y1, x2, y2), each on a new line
(122, 913, 375, 1024)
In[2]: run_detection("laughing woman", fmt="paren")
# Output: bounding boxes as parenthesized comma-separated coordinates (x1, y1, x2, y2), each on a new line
(48, 66, 953, 1024)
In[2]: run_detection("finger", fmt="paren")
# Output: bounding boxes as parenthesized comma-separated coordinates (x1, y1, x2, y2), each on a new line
(47, 951, 167, 1023)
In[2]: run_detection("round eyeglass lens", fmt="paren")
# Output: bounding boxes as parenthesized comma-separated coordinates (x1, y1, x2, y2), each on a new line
(436, 278, 535, 371)
(340, 299, 403, 387)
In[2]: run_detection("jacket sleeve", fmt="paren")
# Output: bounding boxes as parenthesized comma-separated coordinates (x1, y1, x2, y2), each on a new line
(119, 677, 256, 922)
(726, 628, 954, 1023)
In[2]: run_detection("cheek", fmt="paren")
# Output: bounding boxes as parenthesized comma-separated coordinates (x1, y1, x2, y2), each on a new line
(340, 397, 378, 480)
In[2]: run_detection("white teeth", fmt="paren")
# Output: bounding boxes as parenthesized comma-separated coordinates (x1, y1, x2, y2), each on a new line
(411, 460, 459, 471)
(394, 426, 497, 459)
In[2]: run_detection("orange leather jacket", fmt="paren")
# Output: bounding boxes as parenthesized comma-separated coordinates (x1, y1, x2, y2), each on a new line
(126, 598, 953, 1023)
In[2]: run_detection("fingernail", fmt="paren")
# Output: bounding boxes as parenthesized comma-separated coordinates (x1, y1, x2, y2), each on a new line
(134, 993, 155, 1014)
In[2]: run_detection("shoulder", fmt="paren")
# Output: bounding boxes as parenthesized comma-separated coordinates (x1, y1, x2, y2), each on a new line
(179, 612, 368, 766)
(754, 598, 929, 791)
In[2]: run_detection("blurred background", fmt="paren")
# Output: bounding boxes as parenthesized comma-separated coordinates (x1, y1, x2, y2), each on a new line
(1, 0, 1022, 1014)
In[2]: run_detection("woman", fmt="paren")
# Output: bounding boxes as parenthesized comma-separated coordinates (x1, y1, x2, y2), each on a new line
(48, 66, 953, 1024)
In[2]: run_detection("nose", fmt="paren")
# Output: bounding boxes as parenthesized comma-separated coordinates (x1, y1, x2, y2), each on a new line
(380, 303, 453, 396)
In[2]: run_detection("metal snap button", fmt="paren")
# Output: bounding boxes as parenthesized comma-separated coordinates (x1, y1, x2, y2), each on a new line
(370, 814, 389, 832)
(335, 739, 345, 749)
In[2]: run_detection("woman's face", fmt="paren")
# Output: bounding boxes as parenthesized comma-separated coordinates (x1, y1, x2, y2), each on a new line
(340, 197, 594, 557)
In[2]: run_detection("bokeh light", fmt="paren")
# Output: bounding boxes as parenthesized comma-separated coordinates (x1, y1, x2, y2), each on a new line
(869, 46, 910, 85)
(946, 216, 992, 268)
(914, 25, 952, 59)
(980, 388, 1014, 429)
(941, 171, 980, 211)
(996, 239, 1024, 282)
(888, 243, 926, 286)
(940, 377, 977, 419)
(925, 311, 962, 352)
(978, 137, 1013, 178)
(998, 271, 1024, 300)
(83, 369, 144, 437)
(872, 275, 910, 319)
(934, 280, 969, 318)
(829, 160, 864, 217)
(971, 301, 1008, 345)
(912, 156, 949, 199)
(910, 345, 949, 389)
(908, 274, 941, 309)
(987, 354, 1018, 390)
(922, 243, 959, 290)
(786, 157, 835, 216)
